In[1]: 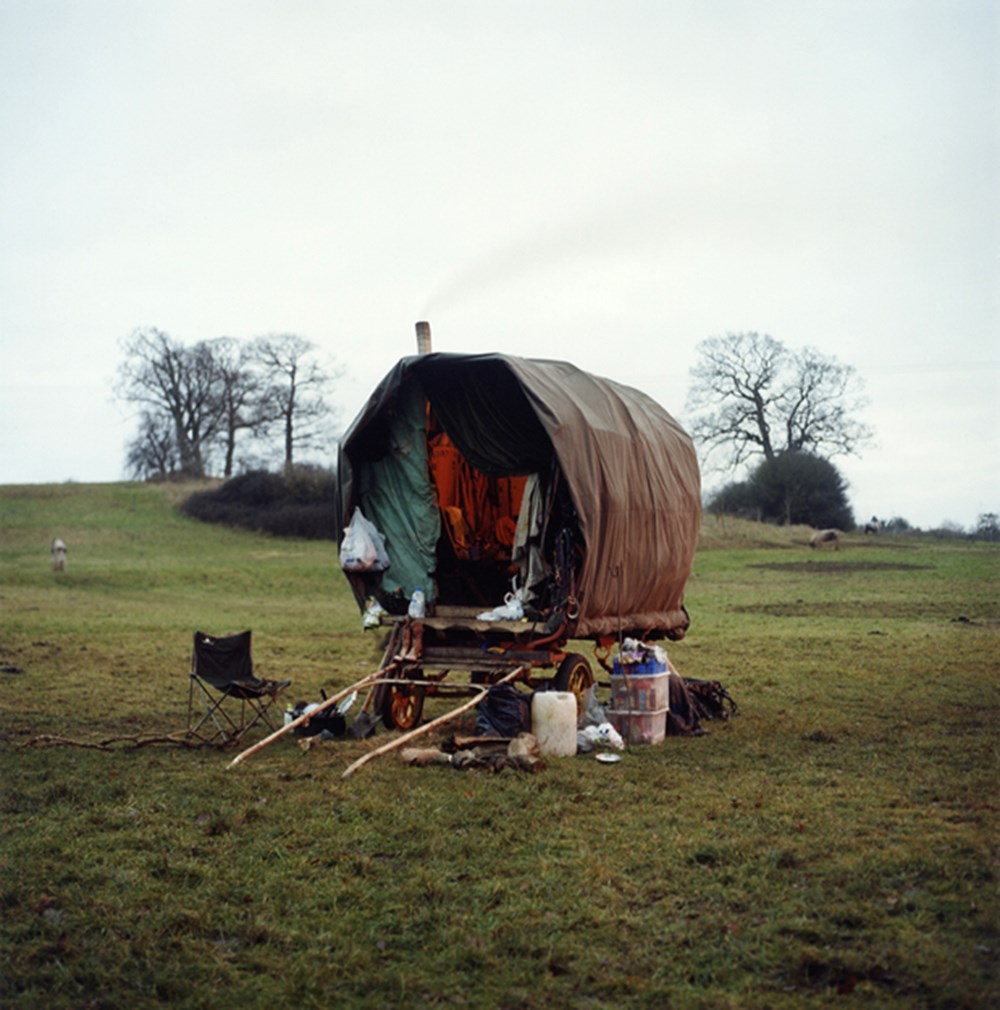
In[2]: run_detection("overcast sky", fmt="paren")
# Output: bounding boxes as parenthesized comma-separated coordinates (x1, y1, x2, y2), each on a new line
(1, 0, 997, 529)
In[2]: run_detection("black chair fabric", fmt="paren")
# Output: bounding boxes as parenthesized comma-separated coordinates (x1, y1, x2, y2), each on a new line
(187, 630, 290, 744)
(192, 630, 256, 690)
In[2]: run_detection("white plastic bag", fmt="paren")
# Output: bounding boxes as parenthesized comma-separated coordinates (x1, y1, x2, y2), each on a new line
(339, 508, 390, 572)
(362, 597, 388, 629)
(477, 577, 526, 620)
(477, 595, 523, 621)
(577, 722, 625, 752)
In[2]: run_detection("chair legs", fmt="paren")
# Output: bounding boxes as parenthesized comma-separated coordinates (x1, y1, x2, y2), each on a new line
(186, 676, 287, 746)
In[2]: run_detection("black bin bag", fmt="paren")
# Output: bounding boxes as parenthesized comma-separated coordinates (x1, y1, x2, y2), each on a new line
(475, 683, 532, 737)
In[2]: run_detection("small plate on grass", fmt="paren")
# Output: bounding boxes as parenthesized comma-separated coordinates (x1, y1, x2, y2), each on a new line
(595, 752, 622, 764)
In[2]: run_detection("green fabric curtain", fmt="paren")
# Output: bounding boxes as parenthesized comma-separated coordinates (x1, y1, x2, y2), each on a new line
(357, 381, 441, 602)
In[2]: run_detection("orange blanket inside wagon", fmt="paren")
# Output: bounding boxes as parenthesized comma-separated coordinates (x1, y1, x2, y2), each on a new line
(428, 430, 527, 563)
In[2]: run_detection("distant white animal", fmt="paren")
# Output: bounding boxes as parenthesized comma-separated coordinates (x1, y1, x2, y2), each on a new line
(51, 538, 67, 572)
(809, 529, 840, 550)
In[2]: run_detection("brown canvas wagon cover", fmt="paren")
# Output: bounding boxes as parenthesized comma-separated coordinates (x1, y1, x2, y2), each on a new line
(336, 352, 700, 639)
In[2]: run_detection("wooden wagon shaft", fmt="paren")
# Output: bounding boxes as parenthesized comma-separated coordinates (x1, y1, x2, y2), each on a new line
(357, 679, 491, 696)
(228, 664, 404, 770)
(228, 622, 409, 769)
(340, 665, 528, 779)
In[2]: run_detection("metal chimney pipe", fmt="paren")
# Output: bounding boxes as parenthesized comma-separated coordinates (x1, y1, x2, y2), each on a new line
(415, 320, 432, 354)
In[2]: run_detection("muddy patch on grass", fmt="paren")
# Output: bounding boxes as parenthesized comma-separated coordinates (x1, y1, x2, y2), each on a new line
(748, 561, 932, 574)
(732, 600, 962, 619)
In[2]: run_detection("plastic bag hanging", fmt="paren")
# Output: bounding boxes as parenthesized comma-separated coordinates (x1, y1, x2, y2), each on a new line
(339, 508, 390, 572)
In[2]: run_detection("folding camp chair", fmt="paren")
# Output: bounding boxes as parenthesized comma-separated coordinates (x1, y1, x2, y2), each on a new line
(187, 630, 291, 745)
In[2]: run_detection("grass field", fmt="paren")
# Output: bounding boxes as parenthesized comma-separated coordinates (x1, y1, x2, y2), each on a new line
(1, 482, 997, 1009)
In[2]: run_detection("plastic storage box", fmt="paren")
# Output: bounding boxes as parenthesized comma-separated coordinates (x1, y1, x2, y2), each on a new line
(610, 670, 670, 712)
(606, 706, 668, 746)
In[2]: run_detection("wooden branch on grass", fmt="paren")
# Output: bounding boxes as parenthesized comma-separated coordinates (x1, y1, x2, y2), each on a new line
(19, 732, 204, 750)
(19, 734, 117, 751)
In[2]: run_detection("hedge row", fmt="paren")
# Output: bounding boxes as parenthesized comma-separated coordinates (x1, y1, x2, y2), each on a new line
(181, 468, 337, 540)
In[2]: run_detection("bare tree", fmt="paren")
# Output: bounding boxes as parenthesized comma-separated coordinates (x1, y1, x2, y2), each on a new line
(254, 334, 339, 472)
(116, 328, 343, 481)
(207, 337, 268, 478)
(686, 332, 872, 472)
(115, 328, 225, 478)
(124, 411, 180, 480)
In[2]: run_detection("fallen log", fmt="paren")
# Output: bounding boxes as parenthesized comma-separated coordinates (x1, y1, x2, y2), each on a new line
(399, 747, 452, 767)
(444, 735, 514, 751)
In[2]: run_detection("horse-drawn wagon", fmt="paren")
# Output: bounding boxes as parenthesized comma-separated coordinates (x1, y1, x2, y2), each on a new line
(336, 335, 701, 731)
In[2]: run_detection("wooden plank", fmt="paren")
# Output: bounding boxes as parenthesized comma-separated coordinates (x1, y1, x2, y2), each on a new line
(379, 612, 543, 635)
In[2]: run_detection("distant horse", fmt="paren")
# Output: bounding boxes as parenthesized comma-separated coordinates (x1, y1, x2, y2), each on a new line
(864, 516, 882, 535)
(809, 529, 841, 550)
(51, 538, 67, 572)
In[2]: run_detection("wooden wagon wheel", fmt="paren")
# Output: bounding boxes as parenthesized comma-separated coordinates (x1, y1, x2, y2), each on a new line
(554, 653, 594, 714)
(381, 679, 426, 731)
